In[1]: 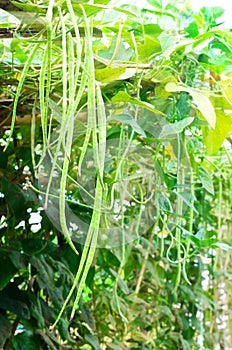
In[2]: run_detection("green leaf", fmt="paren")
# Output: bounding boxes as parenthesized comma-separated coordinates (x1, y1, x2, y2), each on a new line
(159, 117, 194, 138)
(176, 192, 198, 214)
(185, 21, 199, 38)
(136, 24, 162, 61)
(146, 0, 162, 9)
(201, 7, 225, 22)
(199, 166, 214, 195)
(158, 193, 173, 213)
(1, 176, 27, 219)
(111, 91, 165, 116)
(80, 303, 96, 330)
(202, 111, 232, 155)
(99, 36, 132, 62)
(0, 250, 17, 289)
(11, 1, 46, 13)
(72, 3, 136, 18)
(11, 331, 40, 350)
(8, 249, 27, 270)
(157, 305, 175, 322)
(108, 113, 146, 137)
(85, 334, 101, 350)
(221, 80, 232, 106)
(30, 255, 56, 289)
(181, 228, 218, 248)
(138, 35, 161, 61)
(0, 285, 30, 319)
(0, 314, 12, 347)
(95, 67, 126, 83)
(58, 319, 76, 344)
(95, 0, 111, 4)
(165, 82, 216, 128)
(22, 239, 49, 256)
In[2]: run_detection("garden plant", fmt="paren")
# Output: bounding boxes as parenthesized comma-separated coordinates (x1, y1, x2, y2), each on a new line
(0, 0, 232, 349)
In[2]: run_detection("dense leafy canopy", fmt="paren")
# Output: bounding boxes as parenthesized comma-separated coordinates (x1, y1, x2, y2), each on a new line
(0, 0, 232, 349)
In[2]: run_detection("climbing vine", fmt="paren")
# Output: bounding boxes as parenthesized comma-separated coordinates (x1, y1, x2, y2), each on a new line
(0, 0, 232, 349)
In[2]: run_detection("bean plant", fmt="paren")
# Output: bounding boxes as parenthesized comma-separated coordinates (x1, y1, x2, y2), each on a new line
(0, 0, 232, 349)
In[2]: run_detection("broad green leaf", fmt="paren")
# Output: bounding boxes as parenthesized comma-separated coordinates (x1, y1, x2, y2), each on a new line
(95, 67, 126, 83)
(143, 23, 162, 36)
(1, 176, 27, 218)
(159, 33, 193, 57)
(202, 111, 232, 155)
(200, 6, 225, 22)
(0, 287, 30, 319)
(158, 193, 173, 213)
(159, 117, 194, 138)
(30, 255, 56, 289)
(135, 24, 162, 61)
(72, 3, 109, 16)
(22, 239, 49, 255)
(138, 35, 161, 61)
(58, 319, 77, 344)
(72, 3, 137, 17)
(8, 250, 27, 270)
(146, 0, 162, 9)
(11, 332, 38, 350)
(0, 250, 17, 289)
(144, 68, 176, 84)
(111, 91, 165, 115)
(181, 228, 218, 248)
(85, 334, 101, 350)
(193, 30, 217, 48)
(176, 192, 198, 214)
(95, 0, 111, 4)
(199, 166, 214, 195)
(11, 1, 46, 13)
(99, 36, 132, 62)
(108, 113, 146, 137)
(221, 80, 232, 106)
(166, 82, 216, 128)
(185, 21, 199, 38)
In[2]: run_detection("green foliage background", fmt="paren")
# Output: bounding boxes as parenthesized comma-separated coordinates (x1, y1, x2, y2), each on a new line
(0, 0, 232, 349)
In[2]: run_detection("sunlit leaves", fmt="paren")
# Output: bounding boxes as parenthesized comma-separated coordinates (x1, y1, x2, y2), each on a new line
(108, 112, 146, 137)
(112, 91, 165, 115)
(166, 82, 216, 128)
(202, 111, 232, 155)
(0, 0, 232, 348)
(200, 7, 225, 28)
(95, 67, 126, 83)
(159, 117, 194, 138)
(199, 166, 215, 195)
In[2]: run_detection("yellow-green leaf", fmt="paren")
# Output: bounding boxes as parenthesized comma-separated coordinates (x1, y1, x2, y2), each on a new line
(95, 67, 126, 83)
(166, 82, 216, 128)
(111, 91, 165, 115)
(202, 111, 232, 155)
(221, 80, 232, 106)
